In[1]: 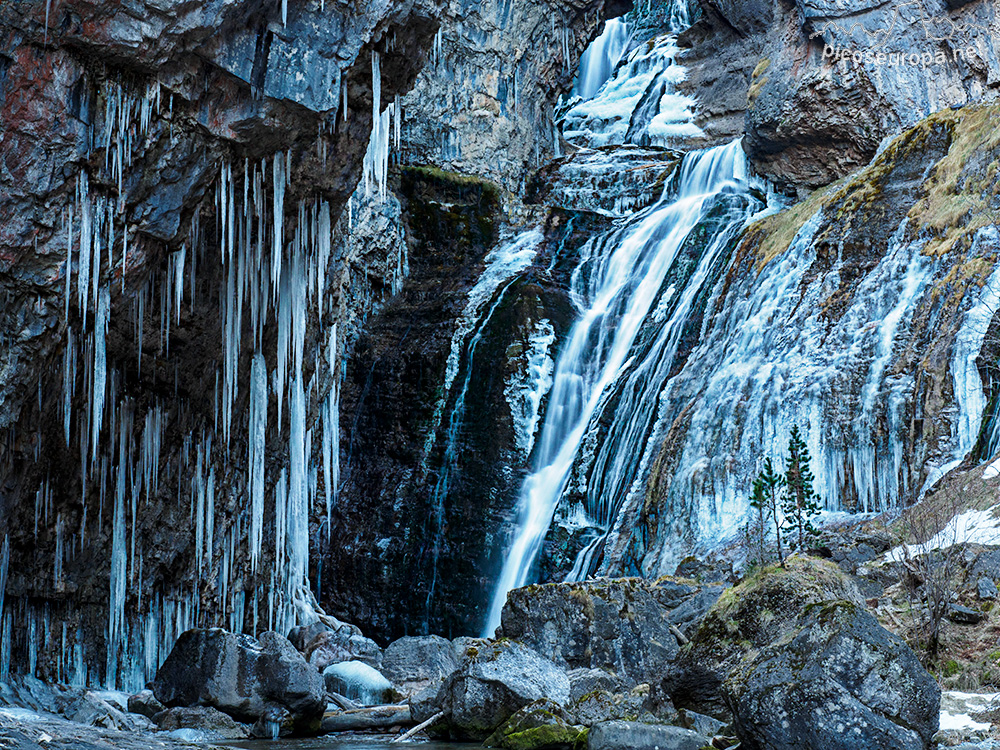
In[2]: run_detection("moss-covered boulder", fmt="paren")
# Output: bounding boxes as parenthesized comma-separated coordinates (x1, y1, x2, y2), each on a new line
(484, 699, 587, 750)
(662, 555, 862, 718)
(724, 601, 940, 750)
(660, 556, 939, 749)
(431, 640, 571, 741)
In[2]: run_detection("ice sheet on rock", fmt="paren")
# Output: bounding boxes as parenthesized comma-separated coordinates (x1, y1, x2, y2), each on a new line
(506, 319, 557, 460)
(323, 661, 394, 707)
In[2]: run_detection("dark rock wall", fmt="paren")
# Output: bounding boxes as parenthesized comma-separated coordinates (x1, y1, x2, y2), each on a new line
(0, 0, 443, 688)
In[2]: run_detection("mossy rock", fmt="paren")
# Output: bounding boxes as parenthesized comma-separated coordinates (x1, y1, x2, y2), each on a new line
(491, 723, 588, 750)
(663, 556, 862, 718)
(484, 699, 586, 750)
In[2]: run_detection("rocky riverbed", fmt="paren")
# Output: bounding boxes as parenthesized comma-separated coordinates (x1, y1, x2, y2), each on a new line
(9, 550, 1000, 749)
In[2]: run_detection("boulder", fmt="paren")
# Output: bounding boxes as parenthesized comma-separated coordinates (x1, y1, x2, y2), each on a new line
(288, 617, 382, 670)
(567, 687, 672, 727)
(432, 639, 572, 740)
(724, 600, 940, 750)
(567, 669, 623, 702)
(948, 603, 987, 625)
(322, 661, 396, 706)
(128, 689, 165, 720)
(587, 721, 708, 750)
(663, 556, 864, 718)
(675, 708, 726, 739)
(978, 577, 998, 600)
(153, 706, 249, 739)
(499, 578, 725, 686)
(382, 635, 460, 695)
(484, 699, 587, 750)
(152, 628, 325, 733)
(68, 692, 150, 731)
(410, 684, 443, 724)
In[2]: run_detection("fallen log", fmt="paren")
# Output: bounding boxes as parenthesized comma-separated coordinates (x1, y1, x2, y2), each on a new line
(321, 704, 413, 733)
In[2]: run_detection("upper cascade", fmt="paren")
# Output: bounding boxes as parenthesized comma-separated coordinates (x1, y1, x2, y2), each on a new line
(573, 18, 631, 101)
(560, 34, 703, 148)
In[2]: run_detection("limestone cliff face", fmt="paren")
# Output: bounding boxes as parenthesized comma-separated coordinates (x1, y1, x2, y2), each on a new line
(678, 0, 1000, 193)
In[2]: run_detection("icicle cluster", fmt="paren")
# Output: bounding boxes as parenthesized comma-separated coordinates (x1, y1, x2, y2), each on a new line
(8, 66, 369, 689)
(362, 52, 403, 202)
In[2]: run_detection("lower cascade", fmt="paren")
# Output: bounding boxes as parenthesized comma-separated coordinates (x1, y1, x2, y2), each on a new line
(3, 0, 1000, 747)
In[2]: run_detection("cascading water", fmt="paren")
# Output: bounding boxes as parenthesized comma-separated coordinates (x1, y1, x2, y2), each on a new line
(573, 19, 631, 101)
(561, 32, 702, 148)
(483, 141, 762, 634)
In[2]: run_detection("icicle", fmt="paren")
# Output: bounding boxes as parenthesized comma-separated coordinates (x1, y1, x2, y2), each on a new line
(63, 327, 74, 445)
(64, 209, 73, 320)
(0, 535, 8, 646)
(91, 288, 110, 464)
(323, 325, 339, 528)
(249, 353, 268, 574)
(107, 404, 130, 688)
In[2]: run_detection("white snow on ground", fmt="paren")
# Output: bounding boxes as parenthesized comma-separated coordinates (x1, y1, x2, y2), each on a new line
(941, 711, 992, 732)
(984, 458, 1000, 479)
(882, 504, 1000, 563)
(940, 691, 1000, 733)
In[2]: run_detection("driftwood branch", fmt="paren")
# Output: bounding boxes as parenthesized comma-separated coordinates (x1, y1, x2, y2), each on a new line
(391, 711, 446, 743)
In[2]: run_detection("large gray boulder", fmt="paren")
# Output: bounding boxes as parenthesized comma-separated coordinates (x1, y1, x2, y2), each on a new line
(432, 640, 572, 741)
(383, 635, 460, 695)
(152, 628, 325, 733)
(587, 721, 708, 750)
(724, 600, 940, 750)
(663, 556, 866, 719)
(499, 578, 725, 687)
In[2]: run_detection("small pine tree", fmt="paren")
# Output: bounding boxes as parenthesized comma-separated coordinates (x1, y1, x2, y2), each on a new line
(782, 425, 822, 552)
(748, 457, 786, 566)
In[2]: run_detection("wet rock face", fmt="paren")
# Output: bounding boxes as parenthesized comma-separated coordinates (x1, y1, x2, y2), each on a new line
(400, 0, 632, 194)
(326, 168, 508, 641)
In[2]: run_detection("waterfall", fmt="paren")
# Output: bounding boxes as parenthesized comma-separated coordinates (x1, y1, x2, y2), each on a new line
(562, 34, 702, 148)
(483, 141, 760, 635)
(573, 19, 631, 101)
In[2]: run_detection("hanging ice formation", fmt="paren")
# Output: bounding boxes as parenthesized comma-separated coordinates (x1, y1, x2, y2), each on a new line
(3, 52, 406, 687)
